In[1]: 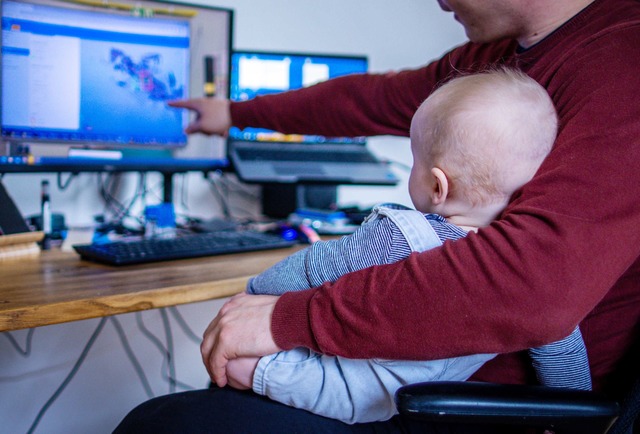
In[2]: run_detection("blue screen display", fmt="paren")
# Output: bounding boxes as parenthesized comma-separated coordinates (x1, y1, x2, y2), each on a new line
(229, 51, 368, 144)
(1, 0, 190, 147)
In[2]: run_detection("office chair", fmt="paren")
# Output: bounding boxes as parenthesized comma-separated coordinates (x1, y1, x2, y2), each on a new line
(395, 340, 640, 434)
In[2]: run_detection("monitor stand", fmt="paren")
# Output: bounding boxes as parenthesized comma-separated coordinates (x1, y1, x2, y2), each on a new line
(261, 184, 337, 219)
(162, 172, 174, 203)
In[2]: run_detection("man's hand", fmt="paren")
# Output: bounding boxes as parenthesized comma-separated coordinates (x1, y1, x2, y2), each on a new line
(201, 293, 281, 387)
(168, 98, 231, 136)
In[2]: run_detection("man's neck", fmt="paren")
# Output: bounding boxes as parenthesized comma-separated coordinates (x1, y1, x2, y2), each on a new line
(517, 0, 595, 48)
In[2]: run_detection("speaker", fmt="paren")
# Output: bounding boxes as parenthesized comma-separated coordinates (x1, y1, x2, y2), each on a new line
(204, 56, 216, 97)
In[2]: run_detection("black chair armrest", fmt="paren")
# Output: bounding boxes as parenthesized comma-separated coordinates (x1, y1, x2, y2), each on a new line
(395, 381, 620, 434)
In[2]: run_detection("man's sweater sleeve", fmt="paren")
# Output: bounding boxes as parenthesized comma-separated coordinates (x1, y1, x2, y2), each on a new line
(229, 41, 510, 140)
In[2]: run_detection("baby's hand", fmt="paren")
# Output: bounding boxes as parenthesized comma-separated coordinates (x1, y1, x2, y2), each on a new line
(226, 357, 260, 390)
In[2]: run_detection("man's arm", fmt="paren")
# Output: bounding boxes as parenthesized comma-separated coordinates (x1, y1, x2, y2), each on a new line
(205, 16, 640, 389)
(271, 29, 640, 369)
(229, 42, 513, 139)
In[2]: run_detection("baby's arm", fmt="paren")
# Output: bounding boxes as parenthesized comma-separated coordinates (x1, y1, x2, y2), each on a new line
(529, 325, 592, 390)
(225, 357, 259, 390)
(248, 212, 411, 295)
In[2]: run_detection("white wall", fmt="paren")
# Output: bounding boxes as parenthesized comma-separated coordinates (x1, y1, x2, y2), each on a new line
(0, 1, 466, 433)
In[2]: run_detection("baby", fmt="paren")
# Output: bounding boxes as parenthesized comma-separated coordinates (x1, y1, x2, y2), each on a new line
(225, 67, 591, 423)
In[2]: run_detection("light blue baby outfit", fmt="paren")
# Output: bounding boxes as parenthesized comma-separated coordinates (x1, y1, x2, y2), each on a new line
(248, 204, 591, 424)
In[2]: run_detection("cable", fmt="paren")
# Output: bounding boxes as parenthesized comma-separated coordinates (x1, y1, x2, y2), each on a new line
(220, 173, 261, 201)
(135, 311, 169, 357)
(0, 361, 82, 383)
(206, 174, 232, 219)
(27, 317, 108, 434)
(56, 172, 77, 191)
(144, 177, 165, 204)
(21, 310, 201, 433)
(3, 328, 35, 357)
(135, 312, 196, 391)
(179, 173, 190, 213)
(208, 173, 263, 220)
(21, 311, 201, 433)
(97, 172, 166, 229)
(159, 308, 176, 393)
(115, 172, 144, 222)
(98, 173, 126, 218)
(168, 306, 201, 345)
(109, 317, 154, 399)
(140, 172, 149, 212)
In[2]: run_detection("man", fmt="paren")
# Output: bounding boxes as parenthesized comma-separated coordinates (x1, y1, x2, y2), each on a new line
(116, 1, 640, 432)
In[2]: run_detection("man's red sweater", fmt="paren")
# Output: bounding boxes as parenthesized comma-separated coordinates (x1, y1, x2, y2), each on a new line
(230, 0, 640, 395)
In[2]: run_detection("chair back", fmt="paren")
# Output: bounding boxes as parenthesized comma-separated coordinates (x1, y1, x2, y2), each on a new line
(606, 349, 640, 434)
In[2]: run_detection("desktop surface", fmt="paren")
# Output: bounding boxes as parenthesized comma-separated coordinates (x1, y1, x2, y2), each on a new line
(0, 243, 306, 332)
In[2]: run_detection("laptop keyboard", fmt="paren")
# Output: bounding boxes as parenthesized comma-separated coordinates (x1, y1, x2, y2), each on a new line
(236, 148, 378, 164)
(73, 230, 296, 265)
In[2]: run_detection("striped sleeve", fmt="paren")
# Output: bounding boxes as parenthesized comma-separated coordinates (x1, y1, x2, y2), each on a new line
(248, 215, 414, 295)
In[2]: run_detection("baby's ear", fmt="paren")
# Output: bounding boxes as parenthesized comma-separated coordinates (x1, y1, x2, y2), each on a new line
(430, 167, 449, 205)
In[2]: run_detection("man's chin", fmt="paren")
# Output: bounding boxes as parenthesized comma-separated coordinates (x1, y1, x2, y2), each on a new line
(466, 31, 512, 45)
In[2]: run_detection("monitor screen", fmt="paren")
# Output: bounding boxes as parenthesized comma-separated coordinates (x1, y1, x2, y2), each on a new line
(1, 0, 233, 173)
(229, 50, 368, 144)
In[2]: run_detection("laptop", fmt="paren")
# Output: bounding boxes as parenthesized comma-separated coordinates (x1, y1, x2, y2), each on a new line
(227, 50, 398, 185)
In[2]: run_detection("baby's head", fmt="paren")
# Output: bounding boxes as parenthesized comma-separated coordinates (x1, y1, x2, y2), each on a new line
(409, 67, 557, 228)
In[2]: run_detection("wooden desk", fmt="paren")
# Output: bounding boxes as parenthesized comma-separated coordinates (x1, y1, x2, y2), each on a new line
(0, 246, 302, 332)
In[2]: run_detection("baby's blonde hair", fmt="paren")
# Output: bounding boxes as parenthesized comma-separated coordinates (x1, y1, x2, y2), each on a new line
(416, 67, 557, 206)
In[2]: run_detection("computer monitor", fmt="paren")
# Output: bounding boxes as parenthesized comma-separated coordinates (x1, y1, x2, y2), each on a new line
(228, 50, 368, 144)
(0, 0, 233, 174)
(228, 50, 379, 217)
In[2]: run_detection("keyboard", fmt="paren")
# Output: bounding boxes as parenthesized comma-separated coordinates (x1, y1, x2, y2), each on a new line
(235, 148, 378, 163)
(73, 230, 296, 265)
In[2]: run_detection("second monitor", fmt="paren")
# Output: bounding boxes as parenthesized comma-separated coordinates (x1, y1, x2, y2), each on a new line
(227, 50, 397, 217)
(229, 50, 368, 144)
(227, 50, 397, 186)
